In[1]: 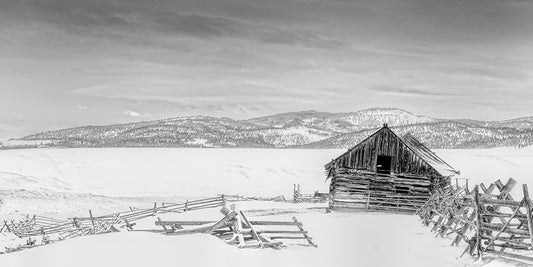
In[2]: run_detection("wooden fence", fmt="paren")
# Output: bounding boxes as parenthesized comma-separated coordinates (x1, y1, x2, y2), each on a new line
(417, 178, 533, 264)
(0, 195, 319, 254)
(0, 196, 226, 254)
(154, 206, 316, 248)
(293, 184, 329, 203)
(217, 194, 288, 202)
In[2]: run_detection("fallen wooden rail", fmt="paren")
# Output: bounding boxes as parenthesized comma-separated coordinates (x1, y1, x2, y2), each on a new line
(155, 208, 317, 248)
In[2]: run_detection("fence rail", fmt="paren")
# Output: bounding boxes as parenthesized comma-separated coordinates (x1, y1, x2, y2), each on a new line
(0, 196, 227, 254)
(293, 184, 329, 203)
(0, 193, 322, 254)
(418, 178, 533, 264)
(154, 208, 317, 248)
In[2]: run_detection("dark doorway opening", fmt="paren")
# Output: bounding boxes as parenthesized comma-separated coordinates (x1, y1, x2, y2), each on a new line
(376, 155, 392, 174)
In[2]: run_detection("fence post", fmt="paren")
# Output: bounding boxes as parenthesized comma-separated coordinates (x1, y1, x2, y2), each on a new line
(473, 185, 482, 258)
(522, 184, 533, 247)
(89, 210, 95, 229)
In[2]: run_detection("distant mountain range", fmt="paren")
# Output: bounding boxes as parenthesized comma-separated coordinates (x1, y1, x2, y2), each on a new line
(3, 108, 532, 149)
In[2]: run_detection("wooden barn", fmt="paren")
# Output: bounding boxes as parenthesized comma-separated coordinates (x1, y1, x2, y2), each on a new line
(325, 124, 459, 213)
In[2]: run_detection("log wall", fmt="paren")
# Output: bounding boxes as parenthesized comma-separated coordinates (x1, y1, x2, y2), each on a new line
(329, 168, 443, 213)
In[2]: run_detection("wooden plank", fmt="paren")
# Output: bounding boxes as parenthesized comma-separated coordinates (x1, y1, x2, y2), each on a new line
(239, 211, 263, 248)
(481, 223, 530, 236)
(477, 197, 522, 208)
(256, 230, 308, 234)
(249, 221, 301, 226)
(156, 220, 216, 226)
(292, 217, 317, 247)
(481, 234, 531, 247)
(523, 184, 533, 247)
(89, 210, 95, 229)
(480, 212, 528, 220)
(473, 185, 482, 258)
(269, 236, 309, 240)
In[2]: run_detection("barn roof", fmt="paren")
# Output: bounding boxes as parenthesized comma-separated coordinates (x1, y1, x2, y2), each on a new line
(325, 125, 459, 177)
(400, 133, 459, 177)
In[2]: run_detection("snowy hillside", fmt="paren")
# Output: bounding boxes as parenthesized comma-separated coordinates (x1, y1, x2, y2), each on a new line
(246, 108, 437, 133)
(460, 116, 533, 131)
(303, 121, 533, 149)
(5, 108, 532, 149)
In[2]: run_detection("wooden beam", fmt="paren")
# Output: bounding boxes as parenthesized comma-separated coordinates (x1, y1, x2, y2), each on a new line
(239, 211, 263, 248)
(473, 185, 482, 258)
(523, 184, 533, 247)
(89, 210, 95, 229)
(292, 217, 317, 247)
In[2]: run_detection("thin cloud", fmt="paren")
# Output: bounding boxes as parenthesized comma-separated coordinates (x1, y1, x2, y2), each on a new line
(1, 0, 344, 50)
(122, 110, 141, 117)
(151, 12, 248, 38)
(256, 28, 345, 49)
(372, 85, 453, 97)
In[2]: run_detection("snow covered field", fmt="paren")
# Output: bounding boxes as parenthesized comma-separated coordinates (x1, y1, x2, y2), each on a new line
(1, 147, 533, 266)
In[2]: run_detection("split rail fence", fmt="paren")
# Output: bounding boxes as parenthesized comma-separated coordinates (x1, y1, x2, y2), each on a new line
(293, 184, 329, 203)
(418, 178, 533, 264)
(0, 196, 226, 253)
(1, 195, 318, 254)
(153, 206, 316, 249)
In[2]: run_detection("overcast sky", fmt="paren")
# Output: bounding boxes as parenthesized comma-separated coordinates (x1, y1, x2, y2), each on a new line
(1, 0, 532, 139)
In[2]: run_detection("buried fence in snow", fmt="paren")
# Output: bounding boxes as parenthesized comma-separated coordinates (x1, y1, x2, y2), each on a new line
(0, 195, 316, 254)
(293, 184, 329, 203)
(152, 207, 316, 249)
(2, 196, 226, 237)
(0, 196, 227, 253)
(217, 185, 329, 203)
(216, 194, 288, 202)
(417, 177, 533, 264)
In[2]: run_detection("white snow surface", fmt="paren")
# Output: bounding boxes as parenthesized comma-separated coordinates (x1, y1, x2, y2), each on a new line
(1, 147, 533, 267)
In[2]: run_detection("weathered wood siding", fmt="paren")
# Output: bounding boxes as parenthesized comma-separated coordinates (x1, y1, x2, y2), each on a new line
(328, 169, 439, 213)
(334, 127, 440, 177)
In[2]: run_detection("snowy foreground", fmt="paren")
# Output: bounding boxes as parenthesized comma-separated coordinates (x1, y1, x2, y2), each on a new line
(1, 147, 533, 267)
